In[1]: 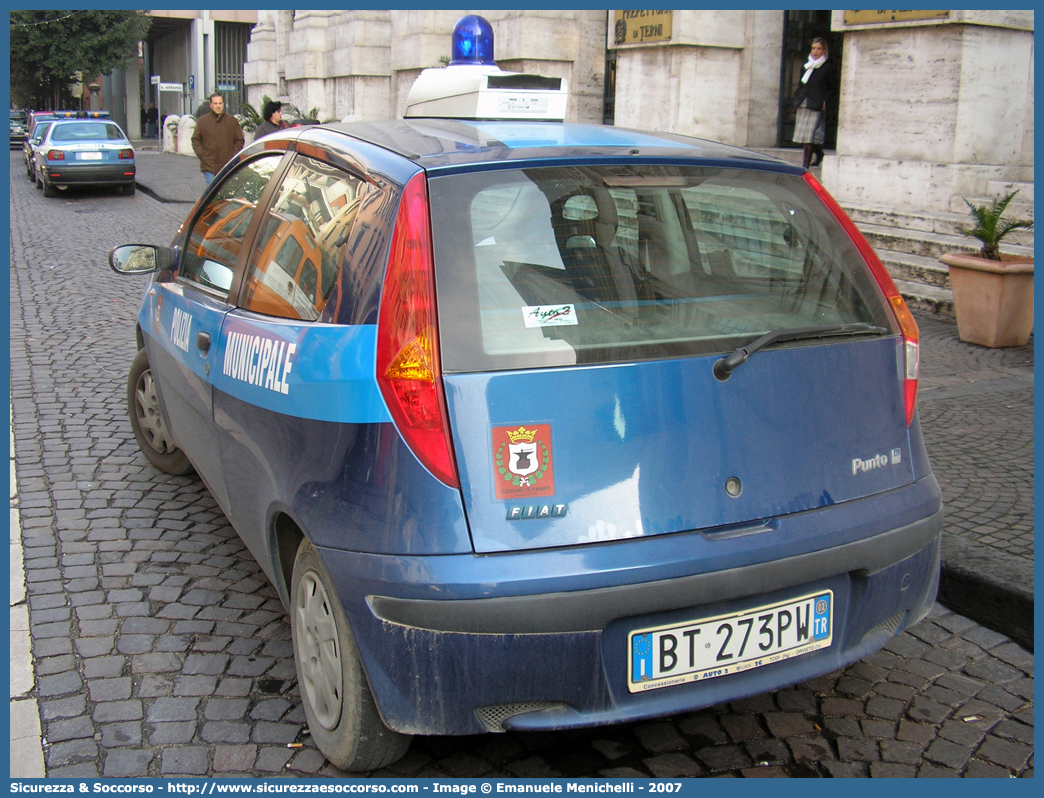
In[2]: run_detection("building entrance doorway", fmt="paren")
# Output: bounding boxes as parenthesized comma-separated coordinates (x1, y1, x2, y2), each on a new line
(777, 10, 842, 150)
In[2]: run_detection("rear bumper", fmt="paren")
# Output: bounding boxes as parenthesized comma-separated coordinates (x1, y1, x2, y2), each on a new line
(43, 164, 134, 186)
(319, 478, 943, 736)
(370, 513, 940, 634)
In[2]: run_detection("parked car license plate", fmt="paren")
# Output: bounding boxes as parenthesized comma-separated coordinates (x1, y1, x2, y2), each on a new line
(78, 152, 103, 160)
(628, 590, 833, 692)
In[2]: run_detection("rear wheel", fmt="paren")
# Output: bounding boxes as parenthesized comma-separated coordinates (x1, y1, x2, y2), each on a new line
(290, 540, 411, 772)
(42, 177, 57, 197)
(127, 348, 193, 475)
(122, 182, 136, 196)
(35, 173, 42, 190)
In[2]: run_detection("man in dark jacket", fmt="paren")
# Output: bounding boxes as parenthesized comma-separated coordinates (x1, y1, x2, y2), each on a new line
(145, 103, 159, 138)
(255, 100, 290, 139)
(191, 93, 245, 186)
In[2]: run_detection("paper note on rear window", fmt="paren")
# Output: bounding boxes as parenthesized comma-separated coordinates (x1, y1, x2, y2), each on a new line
(522, 304, 578, 328)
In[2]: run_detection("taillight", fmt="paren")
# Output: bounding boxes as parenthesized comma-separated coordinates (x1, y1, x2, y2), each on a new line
(118, 149, 134, 159)
(375, 172, 459, 487)
(46, 150, 64, 161)
(804, 172, 919, 426)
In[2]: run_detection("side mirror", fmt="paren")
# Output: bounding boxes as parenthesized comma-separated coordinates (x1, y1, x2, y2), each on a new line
(109, 244, 177, 275)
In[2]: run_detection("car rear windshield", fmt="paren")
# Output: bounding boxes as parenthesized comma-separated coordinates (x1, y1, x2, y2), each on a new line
(50, 123, 125, 142)
(429, 164, 896, 373)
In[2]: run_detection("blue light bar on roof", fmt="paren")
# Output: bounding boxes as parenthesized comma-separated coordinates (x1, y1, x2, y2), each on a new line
(451, 15, 495, 66)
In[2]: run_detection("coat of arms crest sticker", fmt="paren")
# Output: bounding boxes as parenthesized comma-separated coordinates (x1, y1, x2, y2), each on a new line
(491, 424, 555, 500)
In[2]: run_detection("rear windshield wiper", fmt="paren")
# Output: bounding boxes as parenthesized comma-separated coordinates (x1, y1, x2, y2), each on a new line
(713, 323, 889, 380)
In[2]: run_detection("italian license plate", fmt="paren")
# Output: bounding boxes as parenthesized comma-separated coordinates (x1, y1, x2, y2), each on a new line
(79, 152, 103, 160)
(628, 590, 832, 692)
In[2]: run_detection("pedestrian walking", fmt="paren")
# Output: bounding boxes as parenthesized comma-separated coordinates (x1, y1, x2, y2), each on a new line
(254, 100, 290, 139)
(145, 103, 159, 138)
(792, 37, 837, 169)
(191, 92, 245, 187)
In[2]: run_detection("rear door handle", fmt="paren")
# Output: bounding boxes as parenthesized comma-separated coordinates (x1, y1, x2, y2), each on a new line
(197, 332, 211, 353)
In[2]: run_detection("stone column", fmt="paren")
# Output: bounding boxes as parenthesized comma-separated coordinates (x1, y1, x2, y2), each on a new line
(821, 10, 1034, 216)
(244, 11, 279, 108)
(190, 15, 209, 109)
(326, 10, 393, 121)
(390, 10, 466, 118)
(285, 10, 338, 120)
(611, 10, 783, 147)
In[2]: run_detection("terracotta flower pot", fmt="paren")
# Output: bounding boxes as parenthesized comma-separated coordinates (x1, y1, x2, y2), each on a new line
(939, 253, 1034, 348)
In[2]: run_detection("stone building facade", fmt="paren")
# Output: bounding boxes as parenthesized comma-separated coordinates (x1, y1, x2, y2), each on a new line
(820, 10, 1034, 217)
(243, 9, 1034, 219)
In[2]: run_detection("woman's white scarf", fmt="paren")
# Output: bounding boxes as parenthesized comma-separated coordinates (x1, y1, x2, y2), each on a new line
(801, 55, 826, 84)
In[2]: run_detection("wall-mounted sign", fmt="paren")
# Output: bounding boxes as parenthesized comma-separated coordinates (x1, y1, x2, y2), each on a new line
(613, 10, 673, 45)
(843, 10, 950, 25)
(150, 75, 160, 86)
(217, 83, 237, 92)
(158, 82, 183, 93)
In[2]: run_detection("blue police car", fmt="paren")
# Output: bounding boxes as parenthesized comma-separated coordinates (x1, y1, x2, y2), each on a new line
(110, 16, 942, 772)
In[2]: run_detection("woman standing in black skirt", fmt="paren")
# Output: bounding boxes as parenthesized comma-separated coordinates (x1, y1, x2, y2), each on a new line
(792, 37, 837, 169)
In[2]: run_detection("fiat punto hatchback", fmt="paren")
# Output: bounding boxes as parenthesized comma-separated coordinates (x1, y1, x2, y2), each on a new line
(110, 27, 942, 773)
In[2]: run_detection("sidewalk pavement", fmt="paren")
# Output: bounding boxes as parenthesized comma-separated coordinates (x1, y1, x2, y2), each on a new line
(129, 139, 207, 204)
(126, 140, 1036, 650)
(914, 315, 1034, 650)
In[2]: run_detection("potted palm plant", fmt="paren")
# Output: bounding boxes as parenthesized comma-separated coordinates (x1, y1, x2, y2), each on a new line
(939, 191, 1034, 347)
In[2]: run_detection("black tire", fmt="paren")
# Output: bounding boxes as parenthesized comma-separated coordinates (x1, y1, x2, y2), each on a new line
(35, 173, 42, 190)
(290, 540, 411, 772)
(42, 177, 57, 197)
(127, 348, 193, 475)
(122, 182, 136, 196)
(25, 160, 33, 181)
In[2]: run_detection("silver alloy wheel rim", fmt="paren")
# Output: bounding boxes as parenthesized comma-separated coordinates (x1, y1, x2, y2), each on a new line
(134, 369, 177, 453)
(296, 570, 343, 730)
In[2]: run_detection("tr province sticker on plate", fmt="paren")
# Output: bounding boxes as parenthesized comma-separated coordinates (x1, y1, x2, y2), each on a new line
(628, 591, 833, 692)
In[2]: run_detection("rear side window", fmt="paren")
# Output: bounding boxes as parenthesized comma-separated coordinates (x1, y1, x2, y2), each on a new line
(178, 154, 282, 295)
(430, 165, 895, 372)
(240, 154, 367, 321)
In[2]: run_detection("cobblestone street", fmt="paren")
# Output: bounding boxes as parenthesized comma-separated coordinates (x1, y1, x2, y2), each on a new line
(9, 151, 1033, 778)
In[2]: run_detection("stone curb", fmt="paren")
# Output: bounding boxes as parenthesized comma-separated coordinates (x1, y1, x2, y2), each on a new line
(938, 533, 1034, 652)
(10, 402, 45, 777)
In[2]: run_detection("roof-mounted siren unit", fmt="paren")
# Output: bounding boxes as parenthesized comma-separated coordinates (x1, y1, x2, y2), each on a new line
(403, 15, 568, 121)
